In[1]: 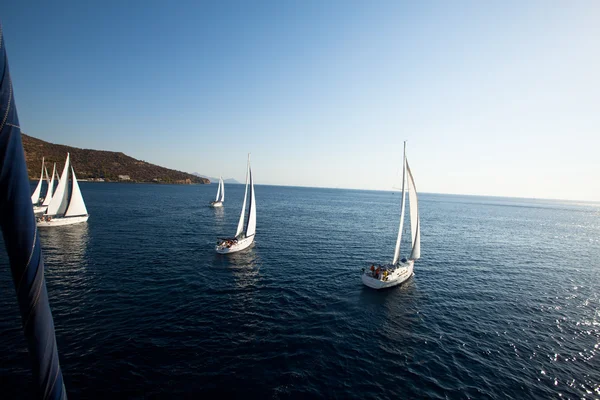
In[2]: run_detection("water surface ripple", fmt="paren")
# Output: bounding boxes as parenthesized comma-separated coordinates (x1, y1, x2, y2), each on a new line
(1, 184, 599, 398)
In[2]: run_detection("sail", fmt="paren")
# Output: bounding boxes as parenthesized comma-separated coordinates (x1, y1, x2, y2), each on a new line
(0, 28, 67, 399)
(219, 177, 225, 202)
(406, 159, 421, 260)
(392, 143, 407, 265)
(65, 167, 88, 216)
(54, 164, 60, 186)
(235, 160, 250, 238)
(245, 166, 256, 237)
(46, 154, 70, 216)
(44, 165, 51, 186)
(215, 177, 221, 201)
(42, 163, 56, 206)
(30, 157, 44, 204)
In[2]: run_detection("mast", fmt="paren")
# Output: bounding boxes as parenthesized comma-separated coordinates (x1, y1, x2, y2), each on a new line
(392, 142, 407, 265)
(235, 154, 250, 238)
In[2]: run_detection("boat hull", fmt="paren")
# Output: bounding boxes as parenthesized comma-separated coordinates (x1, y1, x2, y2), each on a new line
(361, 261, 414, 290)
(33, 205, 48, 215)
(216, 236, 254, 254)
(37, 215, 89, 227)
(210, 201, 223, 208)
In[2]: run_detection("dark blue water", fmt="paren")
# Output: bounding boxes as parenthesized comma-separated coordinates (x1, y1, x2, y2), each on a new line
(1, 184, 599, 399)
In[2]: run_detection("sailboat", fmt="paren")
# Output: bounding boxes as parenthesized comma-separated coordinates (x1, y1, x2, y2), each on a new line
(210, 176, 225, 207)
(216, 155, 255, 254)
(37, 153, 89, 227)
(31, 158, 48, 214)
(362, 141, 420, 289)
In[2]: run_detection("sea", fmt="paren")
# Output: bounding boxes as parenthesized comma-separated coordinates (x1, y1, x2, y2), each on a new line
(1, 183, 599, 399)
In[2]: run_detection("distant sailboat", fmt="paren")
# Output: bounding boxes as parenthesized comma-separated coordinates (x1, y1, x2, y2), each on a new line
(31, 157, 45, 209)
(362, 141, 420, 289)
(32, 158, 51, 215)
(37, 153, 89, 227)
(216, 155, 255, 254)
(210, 176, 225, 207)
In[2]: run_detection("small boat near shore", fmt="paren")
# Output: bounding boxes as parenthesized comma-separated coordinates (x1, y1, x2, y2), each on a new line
(362, 141, 420, 289)
(216, 155, 255, 254)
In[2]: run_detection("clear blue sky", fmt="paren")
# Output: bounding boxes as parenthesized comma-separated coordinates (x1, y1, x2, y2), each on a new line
(2, 1, 599, 201)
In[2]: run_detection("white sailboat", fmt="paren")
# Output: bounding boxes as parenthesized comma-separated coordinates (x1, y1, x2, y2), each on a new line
(216, 155, 256, 254)
(210, 176, 225, 207)
(31, 157, 47, 214)
(362, 141, 420, 289)
(37, 153, 89, 227)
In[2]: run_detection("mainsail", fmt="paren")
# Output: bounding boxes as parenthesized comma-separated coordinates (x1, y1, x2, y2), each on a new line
(235, 160, 250, 238)
(392, 143, 407, 265)
(46, 154, 70, 216)
(245, 166, 256, 237)
(215, 177, 222, 202)
(30, 157, 45, 204)
(65, 167, 88, 217)
(406, 159, 420, 260)
(219, 177, 225, 202)
(42, 163, 57, 207)
(44, 165, 51, 186)
(54, 164, 61, 184)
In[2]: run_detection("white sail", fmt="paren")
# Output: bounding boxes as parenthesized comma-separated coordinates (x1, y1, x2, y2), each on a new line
(44, 165, 51, 186)
(54, 165, 60, 186)
(392, 143, 407, 265)
(219, 177, 225, 202)
(235, 159, 250, 238)
(46, 154, 70, 216)
(65, 167, 88, 217)
(406, 159, 420, 260)
(31, 157, 45, 204)
(42, 163, 56, 206)
(215, 177, 222, 201)
(245, 165, 256, 237)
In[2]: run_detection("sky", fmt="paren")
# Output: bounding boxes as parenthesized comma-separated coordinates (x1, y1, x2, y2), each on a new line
(1, 1, 599, 201)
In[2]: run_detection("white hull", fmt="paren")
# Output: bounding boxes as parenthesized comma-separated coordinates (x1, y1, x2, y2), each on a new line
(216, 236, 254, 254)
(362, 261, 414, 290)
(33, 205, 48, 215)
(37, 215, 89, 227)
(211, 201, 223, 208)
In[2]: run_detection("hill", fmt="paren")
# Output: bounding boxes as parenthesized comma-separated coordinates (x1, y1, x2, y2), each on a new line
(22, 134, 209, 184)
(192, 173, 240, 184)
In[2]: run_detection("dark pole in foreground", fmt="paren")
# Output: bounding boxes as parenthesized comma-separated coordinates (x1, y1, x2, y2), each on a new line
(0, 26, 67, 399)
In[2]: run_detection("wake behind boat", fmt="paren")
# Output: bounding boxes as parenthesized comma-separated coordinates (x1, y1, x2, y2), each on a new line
(37, 153, 89, 227)
(210, 176, 225, 207)
(216, 155, 255, 254)
(362, 141, 421, 289)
